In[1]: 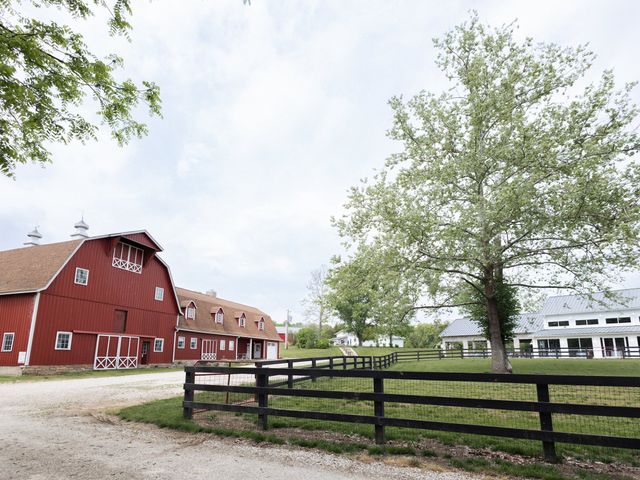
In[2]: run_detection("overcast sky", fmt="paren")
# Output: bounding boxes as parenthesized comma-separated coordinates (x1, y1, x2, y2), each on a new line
(2, 0, 640, 324)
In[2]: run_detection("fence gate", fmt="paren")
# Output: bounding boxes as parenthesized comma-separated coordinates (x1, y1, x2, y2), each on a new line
(201, 339, 217, 360)
(94, 335, 140, 370)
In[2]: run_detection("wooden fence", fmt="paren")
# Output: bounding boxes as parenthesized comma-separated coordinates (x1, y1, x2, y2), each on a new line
(183, 357, 640, 462)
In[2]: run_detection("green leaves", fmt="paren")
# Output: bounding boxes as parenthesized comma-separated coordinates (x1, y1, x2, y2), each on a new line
(0, 0, 161, 177)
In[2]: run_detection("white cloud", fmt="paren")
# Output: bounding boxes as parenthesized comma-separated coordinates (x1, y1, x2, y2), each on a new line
(2, 0, 640, 324)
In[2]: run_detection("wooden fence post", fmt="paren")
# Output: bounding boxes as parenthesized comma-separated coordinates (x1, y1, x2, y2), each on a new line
(536, 383, 557, 462)
(257, 367, 269, 430)
(287, 360, 294, 389)
(311, 358, 317, 382)
(183, 368, 194, 419)
(329, 357, 334, 378)
(374, 377, 385, 444)
(343, 356, 347, 370)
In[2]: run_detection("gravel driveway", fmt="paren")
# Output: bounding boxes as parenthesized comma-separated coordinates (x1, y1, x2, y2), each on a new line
(0, 371, 477, 480)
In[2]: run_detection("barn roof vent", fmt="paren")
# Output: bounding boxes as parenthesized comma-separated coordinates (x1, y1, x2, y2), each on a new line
(206, 289, 217, 298)
(71, 217, 89, 239)
(24, 227, 43, 246)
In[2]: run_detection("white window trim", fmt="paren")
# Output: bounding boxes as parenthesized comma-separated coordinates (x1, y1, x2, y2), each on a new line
(239, 315, 246, 328)
(258, 321, 265, 331)
(215, 310, 224, 324)
(190, 337, 198, 349)
(229, 340, 235, 351)
(177, 336, 185, 349)
(220, 339, 226, 350)
(186, 306, 196, 320)
(154, 287, 164, 301)
(74, 267, 89, 286)
(2, 332, 14, 352)
(55, 331, 73, 350)
(154, 338, 164, 352)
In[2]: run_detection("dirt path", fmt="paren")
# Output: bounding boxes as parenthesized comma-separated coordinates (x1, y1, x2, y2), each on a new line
(0, 371, 476, 480)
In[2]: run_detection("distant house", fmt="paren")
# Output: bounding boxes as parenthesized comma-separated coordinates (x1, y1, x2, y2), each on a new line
(331, 331, 405, 348)
(276, 325, 300, 346)
(440, 313, 542, 352)
(174, 288, 281, 361)
(439, 288, 640, 358)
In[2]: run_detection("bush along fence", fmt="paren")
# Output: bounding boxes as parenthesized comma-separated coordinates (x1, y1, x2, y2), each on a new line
(182, 356, 640, 462)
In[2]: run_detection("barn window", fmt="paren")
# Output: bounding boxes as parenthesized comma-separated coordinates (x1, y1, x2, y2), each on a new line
(238, 314, 246, 328)
(229, 340, 235, 351)
(2, 333, 14, 352)
(186, 306, 196, 319)
(258, 320, 265, 331)
(177, 336, 185, 349)
(154, 338, 164, 352)
(220, 339, 226, 350)
(112, 242, 144, 274)
(190, 338, 197, 349)
(55, 332, 72, 350)
(154, 287, 164, 301)
(74, 268, 89, 286)
(215, 309, 224, 324)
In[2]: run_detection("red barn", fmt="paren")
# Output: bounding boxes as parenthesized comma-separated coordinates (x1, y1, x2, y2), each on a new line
(174, 288, 281, 362)
(0, 229, 181, 374)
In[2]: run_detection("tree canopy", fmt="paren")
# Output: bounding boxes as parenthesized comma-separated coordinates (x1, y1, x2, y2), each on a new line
(0, 0, 161, 177)
(335, 14, 640, 372)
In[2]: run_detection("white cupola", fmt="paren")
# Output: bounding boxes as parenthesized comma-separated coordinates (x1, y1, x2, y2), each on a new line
(24, 227, 43, 246)
(71, 217, 89, 239)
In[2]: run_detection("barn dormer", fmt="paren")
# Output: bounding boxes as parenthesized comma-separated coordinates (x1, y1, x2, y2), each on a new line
(256, 316, 265, 331)
(180, 300, 196, 320)
(236, 312, 246, 328)
(107, 231, 163, 274)
(212, 307, 224, 324)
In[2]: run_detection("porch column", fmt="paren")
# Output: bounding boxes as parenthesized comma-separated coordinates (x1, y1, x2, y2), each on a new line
(592, 337, 603, 358)
(248, 338, 253, 360)
(513, 338, 521, 350)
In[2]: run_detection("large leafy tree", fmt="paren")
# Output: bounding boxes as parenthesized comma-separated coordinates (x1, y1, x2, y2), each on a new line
(336, 14, 640, 373)
(0, 0, 161, 177)
(326, 246, 417, 346)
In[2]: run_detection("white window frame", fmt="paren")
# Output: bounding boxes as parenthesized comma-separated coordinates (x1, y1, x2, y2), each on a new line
(186, 306, 196, 320)
(55, 331, 73, 350)
(229, 340, 235, 351)
(239, 315, 246, 328)
(215, 310, 224, 324)
(154, 338, 164, 352)
(154, 287, 164, 301)
(2, 332, 14, 352)
(258, 320, 265, 331)
(220, 339, 226, 350)
(177, 336, 185, 349)
(74, 267, 89, 286)
(190, 337, 197, 349)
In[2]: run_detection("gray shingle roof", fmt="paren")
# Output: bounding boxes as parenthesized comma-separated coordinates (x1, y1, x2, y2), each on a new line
(533, 325, 640, 337)
(440, 313, 542, 338)
(541, 288, 640, 316)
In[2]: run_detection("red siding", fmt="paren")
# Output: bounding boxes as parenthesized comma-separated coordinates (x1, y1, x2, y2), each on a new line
(29, 237, 179, 366)
(174, 332, 238, 361)
(0, 294, 35, 366)
(120, 232, 160, 250)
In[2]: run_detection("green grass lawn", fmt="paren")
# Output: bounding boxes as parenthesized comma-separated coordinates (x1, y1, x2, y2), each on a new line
(119, 357, 640, 472)
(279, 346, 343, 359)
(0, 366, 182, 383)
(354, 347, 407, 357)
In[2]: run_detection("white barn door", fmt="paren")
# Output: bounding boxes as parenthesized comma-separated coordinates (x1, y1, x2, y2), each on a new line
(266, 342, 278, 359)
(201, 339, 217, 360)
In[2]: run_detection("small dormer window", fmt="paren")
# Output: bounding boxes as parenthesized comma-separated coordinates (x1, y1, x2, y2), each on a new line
(215, 309, 224, 324)
(238, 313, 246, 328)
(186, 306, 196, 319)
(258, 320, 265, 331)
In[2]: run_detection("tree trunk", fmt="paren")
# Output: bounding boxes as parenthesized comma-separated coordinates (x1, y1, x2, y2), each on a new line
(487, 295, 512, 373)
(389, 334, 393, 347)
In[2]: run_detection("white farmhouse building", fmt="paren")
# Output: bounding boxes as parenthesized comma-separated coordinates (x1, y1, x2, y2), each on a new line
(331, 331, 405, 347)
(440, 288, 640, 358)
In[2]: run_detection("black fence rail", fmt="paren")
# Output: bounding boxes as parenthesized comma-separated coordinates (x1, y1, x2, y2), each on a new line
(183, 362, 640, 462)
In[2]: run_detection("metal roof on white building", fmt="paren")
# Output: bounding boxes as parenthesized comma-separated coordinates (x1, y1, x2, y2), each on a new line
(534, 325, 640, 337)
(540, 288, 640, 316)
(440, 313, 543, 338)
